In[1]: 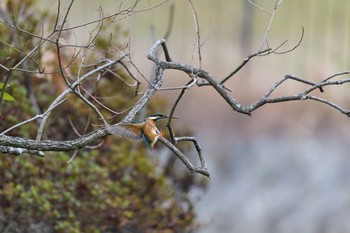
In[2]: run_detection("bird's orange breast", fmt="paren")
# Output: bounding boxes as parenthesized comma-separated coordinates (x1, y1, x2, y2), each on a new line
(141, 119, 159, 142)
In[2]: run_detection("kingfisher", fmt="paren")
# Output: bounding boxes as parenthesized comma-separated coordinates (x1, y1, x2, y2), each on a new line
(107, 113, 178, 150)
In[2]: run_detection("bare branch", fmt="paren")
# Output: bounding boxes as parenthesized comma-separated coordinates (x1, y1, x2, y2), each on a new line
(248, 0, 272, 15)
(286, 74, 324, 92)
(245, 75, 350, 115)
(158, 137, 209, 177)
(273, 27, 305, 54)
(220, 48, 271, 84)
(1, 99, 66, 135)
(152, 47, 250, 115)
(148, 38, 350, 123)
(0, 145, 44, 157)
(1, 127, 107, 152)
(257, 0, 283, 51)
(0, 72, 11, 112)
(322, 71, 350, 82)
(188, 0, 202, 67)
(163, 4, 175, 40)
(146, 39, 210, 176)
(36, 58, 121, 140)
(167, 78, 196, 130)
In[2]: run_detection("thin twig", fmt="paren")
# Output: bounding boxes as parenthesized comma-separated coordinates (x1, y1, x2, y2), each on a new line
(163, 4, 175, 40)
(1, 99, 67, 135)
(257, 0, 282, 51)
(286, 74, 324, 92)
(158, 137, 209, 177)
(80, 86, 124, 116)
(36, 58, 121, 140)
(248, 0, 272, 15)
(220, 48, 271, 84)
(188, 0, 202, 67)
(273, 27, 305, 54)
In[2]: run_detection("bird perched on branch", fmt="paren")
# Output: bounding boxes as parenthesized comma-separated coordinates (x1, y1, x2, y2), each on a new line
(107, 113, 178, 150)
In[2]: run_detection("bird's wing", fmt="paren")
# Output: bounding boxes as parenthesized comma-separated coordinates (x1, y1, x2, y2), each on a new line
(107, 123, 143, 140)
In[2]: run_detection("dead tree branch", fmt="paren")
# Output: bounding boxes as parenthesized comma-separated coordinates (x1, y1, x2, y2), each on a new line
(148, 38, 350, 119)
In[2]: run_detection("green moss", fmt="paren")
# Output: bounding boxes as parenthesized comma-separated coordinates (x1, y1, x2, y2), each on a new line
(0, 149, 198, 231)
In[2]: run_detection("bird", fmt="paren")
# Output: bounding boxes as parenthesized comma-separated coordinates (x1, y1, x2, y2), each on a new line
(107, 113, 178, 150)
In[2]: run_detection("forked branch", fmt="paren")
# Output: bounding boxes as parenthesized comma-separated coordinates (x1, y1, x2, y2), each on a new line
(148, 39, 350, 119)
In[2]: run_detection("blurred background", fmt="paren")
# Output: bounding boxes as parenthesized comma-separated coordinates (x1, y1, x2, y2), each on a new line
(38, 0, 350, 232)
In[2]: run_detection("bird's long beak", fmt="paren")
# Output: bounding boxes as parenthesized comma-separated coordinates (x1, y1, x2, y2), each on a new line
(159, 115, 179, 120)
(166, 115, 179, 119)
